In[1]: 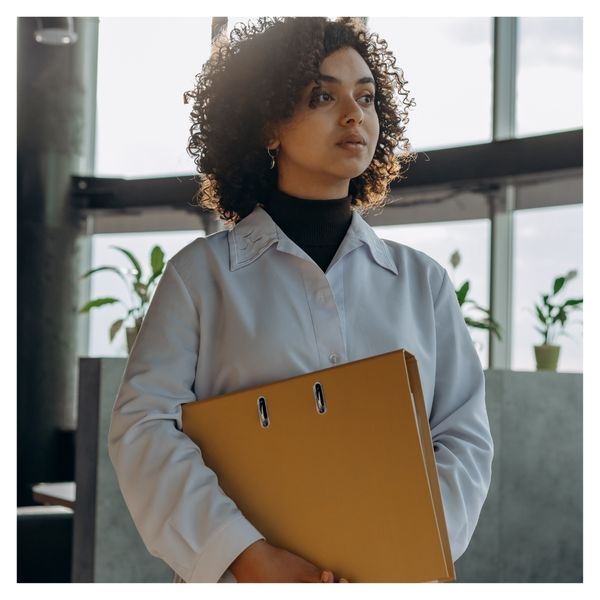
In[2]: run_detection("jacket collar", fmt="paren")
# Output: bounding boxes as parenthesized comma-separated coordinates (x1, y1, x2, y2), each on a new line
(228, 205, 398, 275)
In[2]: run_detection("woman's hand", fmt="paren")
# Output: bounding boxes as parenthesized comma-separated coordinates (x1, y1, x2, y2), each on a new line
(229, 539, 348, 583)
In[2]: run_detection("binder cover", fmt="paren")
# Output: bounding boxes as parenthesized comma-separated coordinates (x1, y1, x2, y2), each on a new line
(182, 348, 455, 582)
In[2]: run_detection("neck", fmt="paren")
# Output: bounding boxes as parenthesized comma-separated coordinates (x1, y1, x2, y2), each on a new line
(276, 174, 350, 200)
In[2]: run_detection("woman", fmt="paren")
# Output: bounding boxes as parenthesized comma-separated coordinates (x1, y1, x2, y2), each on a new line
(108, 17, 493, 583)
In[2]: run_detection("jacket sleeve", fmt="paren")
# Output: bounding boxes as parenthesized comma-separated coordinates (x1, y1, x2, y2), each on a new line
(429, 269, 494, 562)
(107, 260, 264, 582)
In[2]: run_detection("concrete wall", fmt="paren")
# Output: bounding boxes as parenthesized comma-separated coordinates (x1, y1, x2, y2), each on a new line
(75, 359, 582, 582)
(455, 370, 582, 582)
(72, 358, 172, 582)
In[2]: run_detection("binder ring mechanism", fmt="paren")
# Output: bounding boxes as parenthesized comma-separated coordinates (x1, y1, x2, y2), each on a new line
(256, 382, 328, 429)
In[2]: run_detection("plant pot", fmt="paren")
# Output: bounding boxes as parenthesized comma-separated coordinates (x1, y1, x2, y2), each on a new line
(126, 326, 140, 353)
(534, 344, 561, 371)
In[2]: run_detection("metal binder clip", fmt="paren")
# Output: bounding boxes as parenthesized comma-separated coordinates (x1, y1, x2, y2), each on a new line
(257, 396, 269, 428)
(313, 382, 327, 414)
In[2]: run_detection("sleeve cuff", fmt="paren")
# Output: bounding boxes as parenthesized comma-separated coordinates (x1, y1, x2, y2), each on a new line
(187, 514, 265, 582)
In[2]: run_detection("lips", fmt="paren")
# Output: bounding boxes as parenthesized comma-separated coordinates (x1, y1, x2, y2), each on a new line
(337, 133, 366, 145)
(336, 132, 367, 154)
(337, 142, 365, 154)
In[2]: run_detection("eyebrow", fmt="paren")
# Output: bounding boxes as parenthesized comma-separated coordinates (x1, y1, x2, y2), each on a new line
(316, 74, 376, 86)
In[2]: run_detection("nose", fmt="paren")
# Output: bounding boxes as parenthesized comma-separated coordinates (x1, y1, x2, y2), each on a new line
(339, 96, 364, 126)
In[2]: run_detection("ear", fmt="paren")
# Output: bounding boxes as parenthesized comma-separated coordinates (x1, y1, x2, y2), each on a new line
(266, 136, 280, 151)
(263, 122, 280, 150)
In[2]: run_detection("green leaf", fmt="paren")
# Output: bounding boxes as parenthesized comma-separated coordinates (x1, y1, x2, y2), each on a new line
(464, 318, 490, 330)
(449, 250, 461, 269)
(553, 276, 566, 295)
(563, 298, 583, 306)
(81, 265, 118, 279)
(456, 281, 470, 305)
(79, 297, 120, 313)
(565, 269, 578, 282)
(150, 246, 165, 278)
(109, 319, 124, 341)
(535, 304, 547, 324)
(471, 303, 490, 314)
(80, 265, 130, 288)
(111, 246, 143, 282)
(464, 314, 502, 341)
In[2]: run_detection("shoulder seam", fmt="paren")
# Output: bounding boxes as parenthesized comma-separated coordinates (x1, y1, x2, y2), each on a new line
(433, 268, 449, 308)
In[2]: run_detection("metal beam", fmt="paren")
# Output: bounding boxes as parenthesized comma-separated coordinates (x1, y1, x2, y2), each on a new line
(489, 17, 519, 369)
(75, 17, 99, 364)
(400, 129, 582, 190)
(71, 129, 582, 216)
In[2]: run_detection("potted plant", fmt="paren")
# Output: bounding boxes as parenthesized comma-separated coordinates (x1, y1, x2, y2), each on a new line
(532, 270, 583, 371)
(449, 250, 502, 341)
(79, 245, 166, 353)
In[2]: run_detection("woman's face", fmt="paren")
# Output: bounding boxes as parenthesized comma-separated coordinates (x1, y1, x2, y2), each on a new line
(269, 46, 380, 199)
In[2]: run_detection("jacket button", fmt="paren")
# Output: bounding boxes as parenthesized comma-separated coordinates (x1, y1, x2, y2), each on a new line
(329, 352, 340, 364)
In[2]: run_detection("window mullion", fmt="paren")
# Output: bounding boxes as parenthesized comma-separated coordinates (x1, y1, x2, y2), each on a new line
(489, 17, 518, 369)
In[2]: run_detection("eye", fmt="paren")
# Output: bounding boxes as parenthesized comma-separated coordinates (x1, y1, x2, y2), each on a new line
(308, 88, 375, 109)
(312, 89, 333, 104)
(359, 93, 375, 105)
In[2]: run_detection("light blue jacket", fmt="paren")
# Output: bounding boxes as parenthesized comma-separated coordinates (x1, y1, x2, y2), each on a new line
(108, 204, 494, 582)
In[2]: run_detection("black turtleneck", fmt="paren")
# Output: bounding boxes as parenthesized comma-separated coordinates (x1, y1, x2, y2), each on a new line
(260, 188, 353, 273)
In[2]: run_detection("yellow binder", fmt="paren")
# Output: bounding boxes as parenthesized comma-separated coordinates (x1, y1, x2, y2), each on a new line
(182, 348, 455, 583)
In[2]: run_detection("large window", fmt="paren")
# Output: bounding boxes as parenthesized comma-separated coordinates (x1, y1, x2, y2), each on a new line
(89, 17, 582, 372)
(95, 17, 211, 178)
(374, 219, 491, 368)
(366, 17, 493, 151)
(516, 17, 582, 137)
(512, 204, 583, 372)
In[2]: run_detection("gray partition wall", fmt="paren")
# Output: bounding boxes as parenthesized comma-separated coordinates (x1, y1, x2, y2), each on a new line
(72, 357, 173, 582)
(73, 358, 582, 582)
(455, 370, 583, 582)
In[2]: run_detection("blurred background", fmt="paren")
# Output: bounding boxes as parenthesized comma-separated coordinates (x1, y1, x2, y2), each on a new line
(16, 16, 583, 583)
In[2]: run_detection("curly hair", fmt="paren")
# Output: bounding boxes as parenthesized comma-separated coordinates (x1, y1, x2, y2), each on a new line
(184, 17, 416, 226)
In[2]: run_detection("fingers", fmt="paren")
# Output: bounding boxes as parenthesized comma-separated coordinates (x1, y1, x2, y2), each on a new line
(320, 570, 349, 583)
(321, 570, 334, 583)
